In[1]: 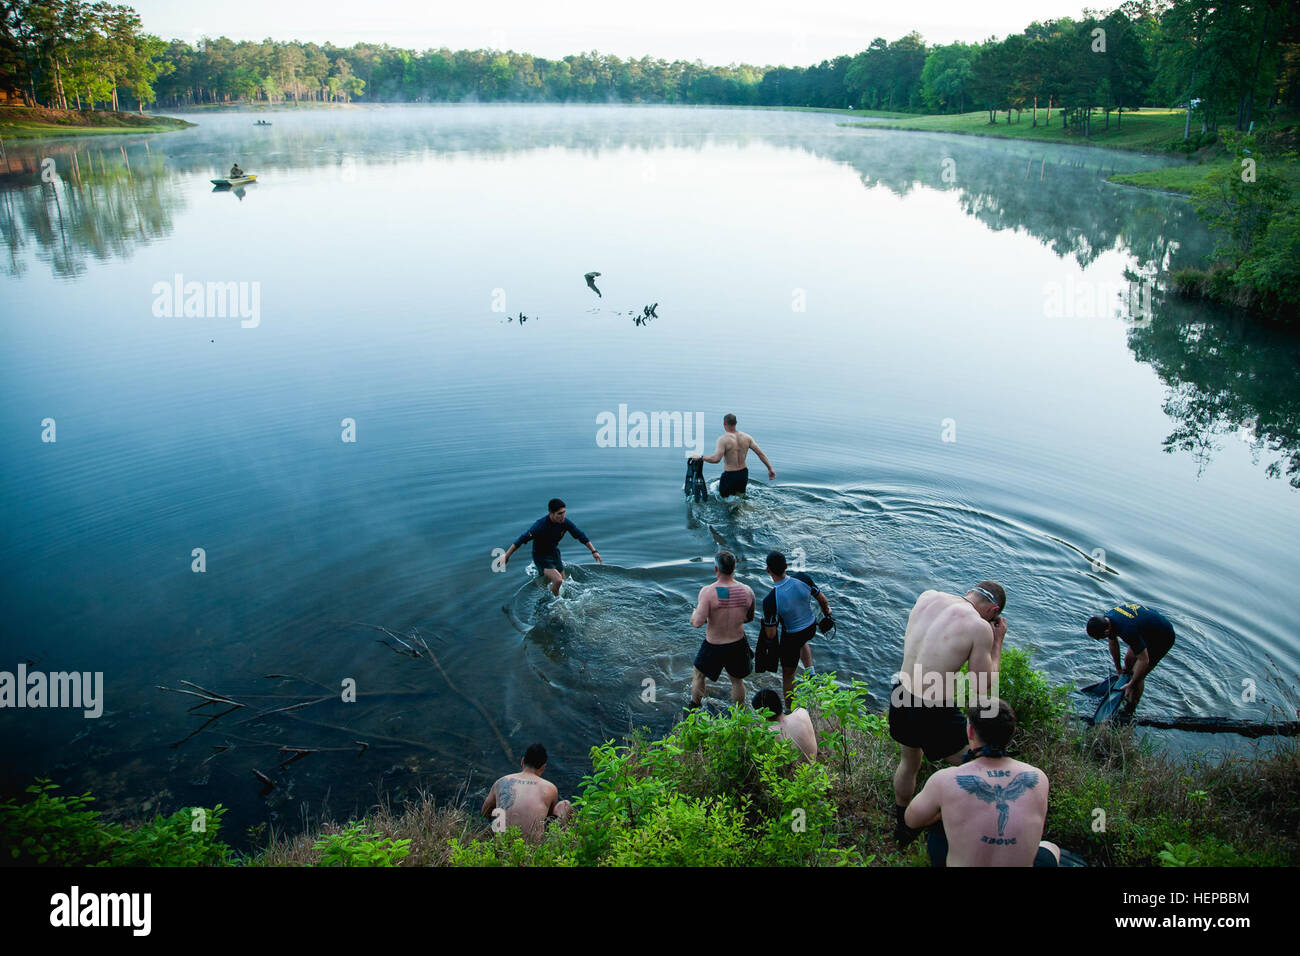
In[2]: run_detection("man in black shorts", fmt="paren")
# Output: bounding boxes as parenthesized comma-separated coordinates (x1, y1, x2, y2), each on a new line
(689, 551, 756, 707)
(1086, 602, 1177, 713)
(500, 498, 602, 596)
(690, 413, 775, 498)
(761, 551, 833, 708)
(890, 584, 1007, 846)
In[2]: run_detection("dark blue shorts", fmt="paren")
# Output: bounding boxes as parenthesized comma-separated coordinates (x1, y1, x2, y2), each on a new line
(533, 551, 564, 574)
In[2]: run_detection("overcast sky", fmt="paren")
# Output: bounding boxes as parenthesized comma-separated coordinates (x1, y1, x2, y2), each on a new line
(129, 0, 1093, 66)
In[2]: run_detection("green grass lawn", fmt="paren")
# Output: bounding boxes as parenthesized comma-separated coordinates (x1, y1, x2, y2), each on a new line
(1109, 161, 1234, 194)
(0, 106, 193, 139)
(845, 107, 1194, 153)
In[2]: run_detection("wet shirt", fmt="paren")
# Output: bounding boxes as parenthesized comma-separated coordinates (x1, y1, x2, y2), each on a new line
(513, 516, 590, 557)
(1103, 603, 1172, 653)
(692, 581, 755, 644)
(763, 572, 820, 633)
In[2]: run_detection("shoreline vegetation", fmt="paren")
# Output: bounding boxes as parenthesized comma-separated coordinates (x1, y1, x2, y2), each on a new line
(4, 648, 1297, 867)
(0, 105, 194, 139)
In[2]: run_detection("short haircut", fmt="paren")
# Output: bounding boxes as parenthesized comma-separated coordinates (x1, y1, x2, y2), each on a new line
(976, 580, 1006, 614)
(766, 551, 787, 574)
(547, 498, 565, 514)
(1086, 616, 1110, 639)
(752, 688, 783, 717)
(716, 550, 736, 575)
(966, 700, 1016, 750)
(522, 743, 547, 769)
(723, 413, 737, 427)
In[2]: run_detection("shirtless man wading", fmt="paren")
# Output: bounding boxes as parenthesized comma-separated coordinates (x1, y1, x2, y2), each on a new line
(904, 699, 1060, 867)
(690, 413, 775, 498)
(481, 743, 572, 843)
(890, 582, 1008, 845)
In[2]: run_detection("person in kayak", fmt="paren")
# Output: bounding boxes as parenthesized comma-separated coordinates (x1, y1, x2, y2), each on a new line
(689, 413, 775, 498)
(229, 163, 244, 178)
(1085, 603, 1176, 713)
(500, 498, 601, 596)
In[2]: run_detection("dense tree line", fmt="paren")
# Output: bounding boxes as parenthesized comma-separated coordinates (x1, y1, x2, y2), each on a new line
(1, 0, 167, 110)
(3, 0, 1298, 138)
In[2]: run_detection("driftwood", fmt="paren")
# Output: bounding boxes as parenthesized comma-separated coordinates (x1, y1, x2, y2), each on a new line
(1132, 716, 1300, 738)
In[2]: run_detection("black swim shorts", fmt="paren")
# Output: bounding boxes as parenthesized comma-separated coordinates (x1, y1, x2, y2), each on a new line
(533, 551, 564, 574)
(778, 623, 815, 670)
(888, 683, 968, 762)
(1144, 624, 1175, 669)
(694, 638, 753, 681)
(719, 468, 749, 498)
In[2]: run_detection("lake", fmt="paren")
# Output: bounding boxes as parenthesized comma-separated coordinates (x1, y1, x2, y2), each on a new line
(2, 104, 1297, 840)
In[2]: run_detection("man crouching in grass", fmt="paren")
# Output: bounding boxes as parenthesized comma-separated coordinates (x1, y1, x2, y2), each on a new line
(904, 700, 1061, 867)
(482, 743, 572, 843)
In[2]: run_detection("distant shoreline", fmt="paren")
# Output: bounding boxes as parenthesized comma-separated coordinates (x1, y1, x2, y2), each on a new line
(0, 106, 195, 140)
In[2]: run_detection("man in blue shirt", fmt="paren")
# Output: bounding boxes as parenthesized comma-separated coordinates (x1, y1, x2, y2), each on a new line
(501, 498, 602, 596)
(761, 550, 833, 708)
(1086, 603, 1177, 713)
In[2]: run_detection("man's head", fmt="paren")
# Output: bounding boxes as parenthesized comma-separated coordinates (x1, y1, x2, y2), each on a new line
(715, 550, 737, 577)
(723, 413, 737, 430)
(766, 551, 787, 577)
(752, 688, 783, 718)
(547, 498, 566, 522)
(966, 699, 1016, 750)
(965, 581, 1006, 621)
(1086, 616, 1113, 640)
(522, 743, 547, 771)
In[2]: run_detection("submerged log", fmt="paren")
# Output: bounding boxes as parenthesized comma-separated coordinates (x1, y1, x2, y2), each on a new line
(1132, 716, 1299, 739)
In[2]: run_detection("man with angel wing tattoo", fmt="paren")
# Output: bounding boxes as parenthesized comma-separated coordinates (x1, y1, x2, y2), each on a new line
(905, 700, 1061, 867)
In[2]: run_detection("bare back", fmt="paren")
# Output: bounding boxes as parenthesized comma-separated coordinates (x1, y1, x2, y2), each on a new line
(929, 757, 1049, 866)
(716, 430, 756, 471)
(487, 771, 559, 842)
(774, 707, 818, 762)
(899, 591, 995, 704)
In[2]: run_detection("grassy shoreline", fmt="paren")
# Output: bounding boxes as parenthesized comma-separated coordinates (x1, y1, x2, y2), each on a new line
(0, 106, 194, 140)
(4, 648, 1296, 867)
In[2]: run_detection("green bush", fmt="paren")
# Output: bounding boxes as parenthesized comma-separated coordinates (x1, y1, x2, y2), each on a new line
(606, 795, 750, 866)
(313, 822, 411, 866)
(0, 779, 231, 866)
(997, 646, 1071, 734)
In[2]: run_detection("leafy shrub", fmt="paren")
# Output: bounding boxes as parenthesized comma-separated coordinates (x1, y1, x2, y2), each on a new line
(0, 779, 230, 866)
(447, 828, 577, 867)
(997, 646, 1071, 734)
(313, 822, 411, 866)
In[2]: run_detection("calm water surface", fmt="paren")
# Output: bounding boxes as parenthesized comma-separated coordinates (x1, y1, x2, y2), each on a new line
(2, 105, 1297, 838)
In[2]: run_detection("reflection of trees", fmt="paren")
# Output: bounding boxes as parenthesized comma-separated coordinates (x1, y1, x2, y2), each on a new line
(3, 113, 1210, 281)
(1, 141, 184, 279)
(800, 131, 1210, 273)
(1130, 296, 1300, 488)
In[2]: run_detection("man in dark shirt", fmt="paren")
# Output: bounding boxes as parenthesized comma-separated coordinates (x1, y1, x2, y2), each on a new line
(761, 551, 833, 708)
(501, 498, 602, 596)
(1086, 603, 1177, 712)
